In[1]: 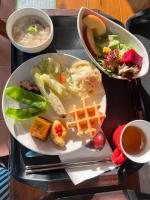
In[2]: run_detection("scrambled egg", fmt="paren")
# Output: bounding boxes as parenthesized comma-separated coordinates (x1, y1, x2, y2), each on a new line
(67, 60, 102, 97)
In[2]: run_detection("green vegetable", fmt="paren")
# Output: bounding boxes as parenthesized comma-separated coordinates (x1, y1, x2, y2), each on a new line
(96, 40, 109, 49)
(5, 107, 44, 120)
(119, 43, 133, 57)
(41, 74, 66, 97)
(32, 58, 67, 116)
(108, 40, 120, 49)
(97, 58, 104, 66)
(27, 24, 38, 33)
(95, 34, 135, 58)
(5, 86, 47, 120)
(34, 73, 66, 117)
(108, 35, 119, 41)
(5, 86, 47, 110)
(32, 58, 61, 77)
(105, 69, 115, 77)
(96, 34, 120, 50)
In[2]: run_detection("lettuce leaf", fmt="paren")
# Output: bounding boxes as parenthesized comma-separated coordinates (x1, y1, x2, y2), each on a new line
(34, 73, 66, 117)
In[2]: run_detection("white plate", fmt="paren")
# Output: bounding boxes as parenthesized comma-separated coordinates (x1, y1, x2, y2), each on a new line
(77, 7, 149, 80)
(2, 53, 106, 155)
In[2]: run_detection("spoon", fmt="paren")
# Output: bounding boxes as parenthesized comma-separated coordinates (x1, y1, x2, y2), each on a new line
(86, 125, 106, 151)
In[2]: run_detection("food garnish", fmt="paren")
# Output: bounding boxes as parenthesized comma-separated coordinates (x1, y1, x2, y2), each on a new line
(30, 116, 52, 141)
(5, 86, 47, 120)
(50, 120, 67, 147)
(67, 98, 106, 137)
(59, 75, 66, 84)
(83, 14, 143, 79)
(27, 24, 38, 33)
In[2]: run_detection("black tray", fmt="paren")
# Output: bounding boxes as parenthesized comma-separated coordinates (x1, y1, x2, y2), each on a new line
(126, 7, 150, 122)
(10, 12, 145, 190)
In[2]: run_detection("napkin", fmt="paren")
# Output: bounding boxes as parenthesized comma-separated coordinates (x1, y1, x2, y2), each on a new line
(59, 141, 116, 185)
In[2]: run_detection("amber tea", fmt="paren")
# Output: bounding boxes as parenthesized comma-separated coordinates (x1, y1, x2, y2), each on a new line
(122, 126, 147, 155)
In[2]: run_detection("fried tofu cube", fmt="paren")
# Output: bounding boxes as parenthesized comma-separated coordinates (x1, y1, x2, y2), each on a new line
(30, 116, 52, 141)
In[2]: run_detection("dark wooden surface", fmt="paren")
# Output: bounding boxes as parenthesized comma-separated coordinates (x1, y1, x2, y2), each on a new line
(10, 179, 45, 200)
(41, 190, 129, 200)
(1, 1, 150, 199)
(10, 172, 140, 200)
(40, 189, 150, 200)
(0, 19, 7, 38)
(47, 171, 119, 192)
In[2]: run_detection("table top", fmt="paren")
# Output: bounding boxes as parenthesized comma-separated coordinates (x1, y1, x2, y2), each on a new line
(1, 0, 150, 22)
(1, 1, 149, 199)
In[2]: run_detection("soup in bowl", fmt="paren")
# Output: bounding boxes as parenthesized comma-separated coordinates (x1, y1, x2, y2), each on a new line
(6, 8, 54, 53)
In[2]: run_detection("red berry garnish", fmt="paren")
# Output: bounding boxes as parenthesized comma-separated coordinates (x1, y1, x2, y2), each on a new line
(93, 134, 106, 150)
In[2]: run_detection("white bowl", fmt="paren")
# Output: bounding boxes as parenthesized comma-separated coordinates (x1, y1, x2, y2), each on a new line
(77, 7, 149, 80)
(6, 8, 54, 53)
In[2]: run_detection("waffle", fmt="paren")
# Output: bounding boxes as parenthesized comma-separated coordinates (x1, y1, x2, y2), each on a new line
(67, 98, 106, 137)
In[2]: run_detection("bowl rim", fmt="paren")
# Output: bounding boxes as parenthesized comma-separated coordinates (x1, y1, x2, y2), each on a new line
(6, 7, 54, 50)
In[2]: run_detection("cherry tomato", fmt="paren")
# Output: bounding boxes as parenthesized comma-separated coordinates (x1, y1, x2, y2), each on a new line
(59, 75, 66, 84)
(54, 124, 63, 137)
(93, 134, 106, 149)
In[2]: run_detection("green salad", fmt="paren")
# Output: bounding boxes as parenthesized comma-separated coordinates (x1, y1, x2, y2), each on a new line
(95, 34, 143, 79)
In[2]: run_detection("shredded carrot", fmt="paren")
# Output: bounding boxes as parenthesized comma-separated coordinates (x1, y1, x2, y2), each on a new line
(59, 75, 66, 84)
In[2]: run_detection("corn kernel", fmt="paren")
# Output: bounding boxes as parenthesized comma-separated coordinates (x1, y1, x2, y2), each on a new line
(103, 47, 111, 54)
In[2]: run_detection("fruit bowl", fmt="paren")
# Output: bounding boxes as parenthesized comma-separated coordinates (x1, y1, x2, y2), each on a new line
(77, 7, 149, 80)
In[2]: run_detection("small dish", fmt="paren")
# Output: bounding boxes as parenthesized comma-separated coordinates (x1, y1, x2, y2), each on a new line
(77, 7, 149, 80)
(6, 8, 54, 53)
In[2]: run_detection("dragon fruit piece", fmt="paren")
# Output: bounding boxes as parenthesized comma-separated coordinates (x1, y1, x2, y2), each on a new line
(123, 49, 143, 68)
